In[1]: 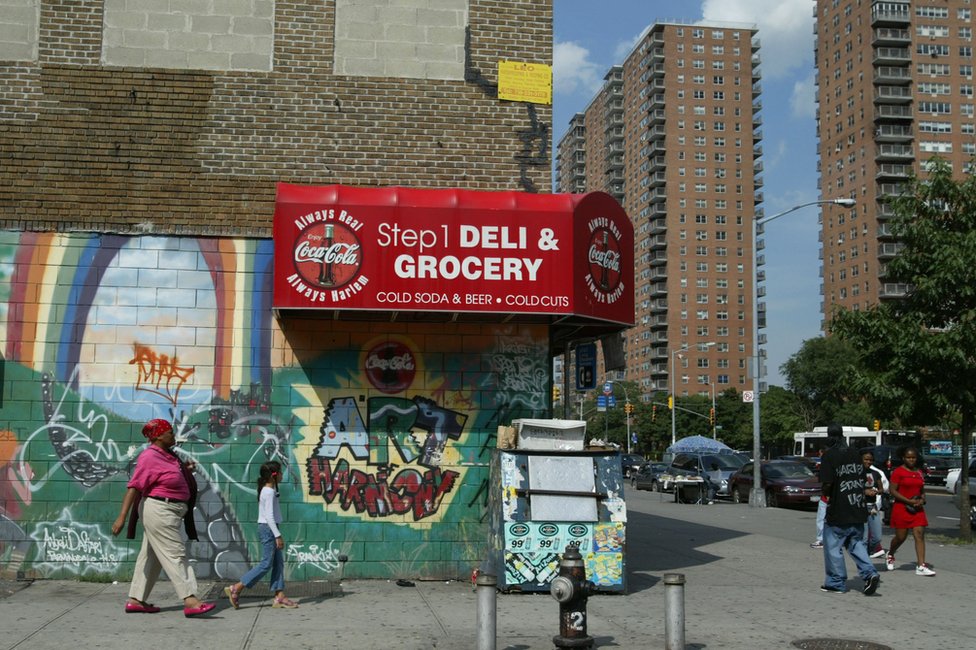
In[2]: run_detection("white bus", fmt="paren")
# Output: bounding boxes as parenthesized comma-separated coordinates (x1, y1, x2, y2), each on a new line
(793, 426, 880, 459)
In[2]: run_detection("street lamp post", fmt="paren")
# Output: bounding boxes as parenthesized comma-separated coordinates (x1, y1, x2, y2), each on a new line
(670, 348, 683, 447)
(710, 381, 717, 439)
(749, 198, 856, 508)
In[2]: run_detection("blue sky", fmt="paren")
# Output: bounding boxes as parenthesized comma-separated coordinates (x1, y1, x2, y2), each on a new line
(553, 0, 822, 387)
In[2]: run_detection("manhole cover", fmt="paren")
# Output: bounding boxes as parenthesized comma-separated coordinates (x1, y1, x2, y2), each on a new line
(793, 640, 891, 650)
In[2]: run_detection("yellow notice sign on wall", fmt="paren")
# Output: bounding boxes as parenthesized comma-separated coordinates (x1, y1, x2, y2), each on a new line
(498, 60, 552, 105)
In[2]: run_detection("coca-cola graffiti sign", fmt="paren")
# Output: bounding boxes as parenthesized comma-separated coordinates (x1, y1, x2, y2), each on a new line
(364, 340, 417, 394)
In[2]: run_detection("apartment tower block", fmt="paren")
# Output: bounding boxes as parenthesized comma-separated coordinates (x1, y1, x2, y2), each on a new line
(556, 21, 764, 402)
(815, 0, 974, 319)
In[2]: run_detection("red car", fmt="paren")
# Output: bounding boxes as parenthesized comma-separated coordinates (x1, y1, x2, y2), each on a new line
(729, 460, 821, 509)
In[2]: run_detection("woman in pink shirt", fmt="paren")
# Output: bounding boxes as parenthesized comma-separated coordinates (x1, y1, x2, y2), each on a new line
(111, 419, 215, 617)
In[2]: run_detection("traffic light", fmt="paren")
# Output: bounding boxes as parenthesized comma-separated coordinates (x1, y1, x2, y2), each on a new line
(668, 395, 674, 410)
(625, 402, 634, 415)
(652, 405, 657, 421)
(553, 385, 561, 403)
(873, 419, 880, 431)
(709, 408, 715, 426)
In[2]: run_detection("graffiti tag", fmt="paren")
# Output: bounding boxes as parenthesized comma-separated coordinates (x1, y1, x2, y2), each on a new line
(130, 342, 195, 405)
(30, 509, 133, 575)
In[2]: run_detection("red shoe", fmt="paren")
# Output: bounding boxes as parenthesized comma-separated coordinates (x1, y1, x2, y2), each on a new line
(183, 602, 216, 618)
(125, 601, 161, 614)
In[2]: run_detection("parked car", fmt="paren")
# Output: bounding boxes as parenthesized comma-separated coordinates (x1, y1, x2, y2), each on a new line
(620, 453, 646, 478)
(947, 466, 962, 493)
(666, 452, 745, 499)
(951, 459, 976, 530)
(631, 462, 669, 491)
(922, 457, 958, 486)
(728, 460, 821, 509)
(777, 454, 820, 472)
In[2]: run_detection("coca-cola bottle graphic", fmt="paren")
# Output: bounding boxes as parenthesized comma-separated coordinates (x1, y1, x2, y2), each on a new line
(318, 224, 336, 286)
(599, 231, 610, 290)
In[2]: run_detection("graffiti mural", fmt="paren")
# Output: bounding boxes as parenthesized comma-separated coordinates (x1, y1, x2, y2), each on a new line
(0, 231, 549, 581)
(30, 508, 134, 576)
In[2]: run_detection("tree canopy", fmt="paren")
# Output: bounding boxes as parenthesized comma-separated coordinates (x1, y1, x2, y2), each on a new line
(830, 159, 976, 539)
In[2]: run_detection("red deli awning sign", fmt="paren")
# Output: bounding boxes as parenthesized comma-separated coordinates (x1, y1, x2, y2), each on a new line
(272, 184, 634, 326)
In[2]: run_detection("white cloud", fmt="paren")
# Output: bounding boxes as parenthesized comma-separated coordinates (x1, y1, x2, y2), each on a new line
(613, 27, 647, 61)
(553, 40, 603, 96)
(702, 0, 816, 78)
(790, 72, 817, 119)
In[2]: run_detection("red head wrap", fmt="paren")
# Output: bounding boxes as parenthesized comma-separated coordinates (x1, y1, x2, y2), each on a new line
(142, 419, 173, 441)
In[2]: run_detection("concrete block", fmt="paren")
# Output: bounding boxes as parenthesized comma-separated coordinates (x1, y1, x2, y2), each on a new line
(232, 17, 274, 37)
(418, 8, 465, 27)
(386, 59, 427, 79)
(147, 13, 189, 31)
(169, 0, 211, 14)
(343, 21, 386, 41)
(0, 42, 34, 61)
(212, 33, 252, 53)
(123, 29, 168, 49)
(416, 43, 460, 63)
(103, 10, 148, 30)
(104, 46, 147, 67)
(177, 269, 217, 290)
(213, 0, 256, 17)
(166, 30, 211, 52)
(376, 41, 418, 61)
(230, 51, 272, 71)
(186, 50, 232, 70)
(190, 14, 232, 35)
(424, 60, 463, 80)
(118, 248, 158, 269)
(427, 25, 463, 46)
(340, 57, 386, 77)
(146, 48, 190, 69)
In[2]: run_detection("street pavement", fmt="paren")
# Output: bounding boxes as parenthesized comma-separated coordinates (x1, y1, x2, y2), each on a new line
(3, 488, 974, 649)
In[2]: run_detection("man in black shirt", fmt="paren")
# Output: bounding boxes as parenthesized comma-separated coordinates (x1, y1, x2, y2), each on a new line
(818, 423, 881, 595)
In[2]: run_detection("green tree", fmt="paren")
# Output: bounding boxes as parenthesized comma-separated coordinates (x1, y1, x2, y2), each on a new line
(830, 159, 976, 540)
(781, 336, 873, 428)
(757, 385, 807, 454)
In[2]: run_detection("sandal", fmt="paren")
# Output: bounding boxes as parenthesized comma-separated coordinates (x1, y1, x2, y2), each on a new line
(224, 584, 241, 609)
(272, 595, 299, 609)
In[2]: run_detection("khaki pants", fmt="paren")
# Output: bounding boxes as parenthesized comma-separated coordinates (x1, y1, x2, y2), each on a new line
(128, 498, 198, 602)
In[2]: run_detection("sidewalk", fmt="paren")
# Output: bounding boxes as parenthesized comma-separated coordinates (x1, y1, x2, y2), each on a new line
(4, 492, 974, 649)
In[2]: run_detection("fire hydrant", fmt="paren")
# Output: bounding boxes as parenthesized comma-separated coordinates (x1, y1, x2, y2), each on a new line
(549, 544, 595, 649)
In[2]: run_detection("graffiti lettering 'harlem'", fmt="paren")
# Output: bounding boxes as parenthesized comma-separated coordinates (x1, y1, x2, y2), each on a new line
(307, 457, 458, 520)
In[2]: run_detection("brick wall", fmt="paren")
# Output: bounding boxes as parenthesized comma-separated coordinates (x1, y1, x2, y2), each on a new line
(0, 0, 553, 235)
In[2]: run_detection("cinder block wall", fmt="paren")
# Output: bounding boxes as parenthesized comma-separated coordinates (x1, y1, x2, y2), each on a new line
(0, 1, 556, 581)
(0, 231, 551, 580)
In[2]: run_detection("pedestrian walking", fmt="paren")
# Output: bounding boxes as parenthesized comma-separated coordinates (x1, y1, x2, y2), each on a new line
(861, 449, 888, 558)
(886, 447, 934, 575)
(225, 461, 299, 609)
(818, 423, 880, 595)
(111, 419, 215, 617)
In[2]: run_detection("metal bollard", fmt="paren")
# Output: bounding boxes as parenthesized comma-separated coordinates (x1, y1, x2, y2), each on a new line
(476, 573, 497, 650)
(664, 573, 685, 650)
(549, 545, 595, 649)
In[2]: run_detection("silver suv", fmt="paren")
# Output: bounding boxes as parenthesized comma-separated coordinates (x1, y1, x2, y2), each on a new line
(667, 452, 745, 498)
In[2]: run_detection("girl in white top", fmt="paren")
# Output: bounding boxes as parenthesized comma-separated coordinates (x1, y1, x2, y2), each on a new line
(225, 461, 298, 608)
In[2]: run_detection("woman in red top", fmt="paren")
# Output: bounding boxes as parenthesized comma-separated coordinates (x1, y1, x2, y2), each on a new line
(886, 447, 934, 576)
(111, 419, 216, 616)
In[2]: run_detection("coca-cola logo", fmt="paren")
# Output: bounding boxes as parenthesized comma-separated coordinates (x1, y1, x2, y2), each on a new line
(293, 221, 362, 289)
(365, 341, 417, 394)
(587, 227, 622, 293)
